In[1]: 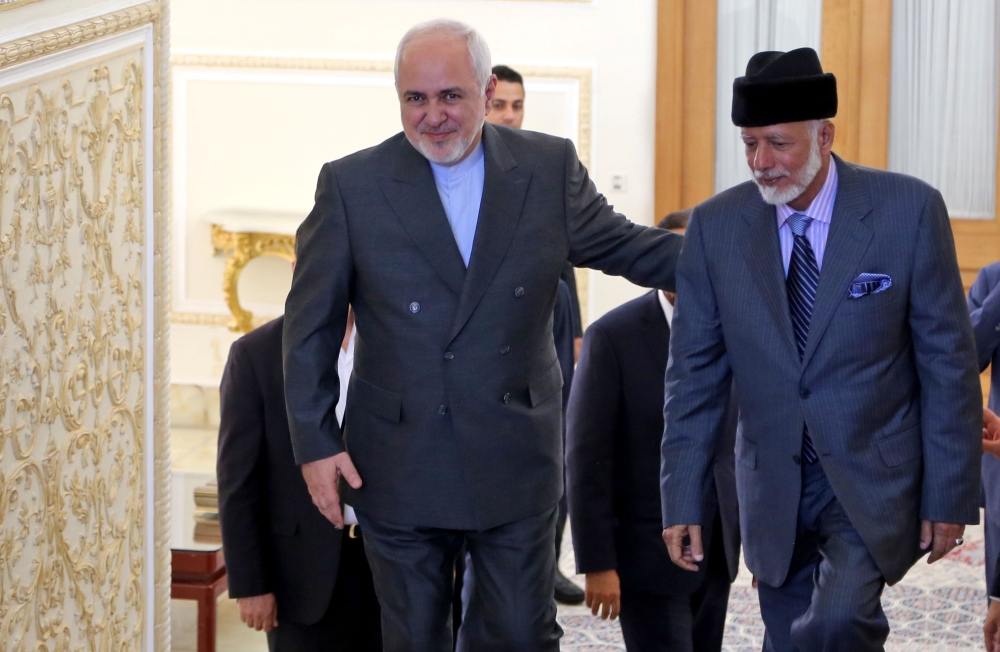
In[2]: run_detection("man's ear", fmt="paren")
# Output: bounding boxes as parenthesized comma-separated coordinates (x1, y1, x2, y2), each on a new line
(820, 120, 836, 155)
(484, 74, 498, 115)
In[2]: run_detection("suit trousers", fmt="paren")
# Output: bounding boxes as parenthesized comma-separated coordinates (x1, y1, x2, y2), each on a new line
(358, 506, 563, 652)
(266, 531, 382, 652)
(618, 513, 731, 652)
(757, 461, 888, 652)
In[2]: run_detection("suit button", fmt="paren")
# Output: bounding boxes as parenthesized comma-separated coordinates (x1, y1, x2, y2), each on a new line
(500, 345, 510, 355)
(514, 287, 525, 298)
(409, 302, 421, 313)
(792, 454, 802, 465)
(995, 324, 1000, 332)
(444, 351, 454, 360)
(799, 389, 810, 399)
(502, 392, 512, 404)
(438, 405, 447, 415)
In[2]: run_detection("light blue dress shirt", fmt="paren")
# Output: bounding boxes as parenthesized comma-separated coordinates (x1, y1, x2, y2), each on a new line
(429, 142, 485, 267)
(775, 160, 839, 275)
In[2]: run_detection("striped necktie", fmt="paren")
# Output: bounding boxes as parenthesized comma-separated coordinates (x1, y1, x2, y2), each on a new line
(785, 212, 819, 464)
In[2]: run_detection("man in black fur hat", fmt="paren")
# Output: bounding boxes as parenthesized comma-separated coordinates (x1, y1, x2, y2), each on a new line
(660, 47, 981, 651)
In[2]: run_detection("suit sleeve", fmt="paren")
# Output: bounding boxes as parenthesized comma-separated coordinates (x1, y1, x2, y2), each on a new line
(660, 211, 733, 528)
(993, 549, 1000, 598)
(283, 163, 354, 464)
(908, 190, 982, 524)
(217, 342, 273, 599)
(968, 266, 1000, 372)
(565, 323, 621, 574)
(563, 139, 682, 292)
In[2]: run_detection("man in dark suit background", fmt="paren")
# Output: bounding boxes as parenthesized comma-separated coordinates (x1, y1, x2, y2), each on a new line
(283, 18, 683, 652)
(968, 262, 1000, 597)
(566, 209, 739, 652)
(661, 48, 980, 651)
(217, 311, 381, 651)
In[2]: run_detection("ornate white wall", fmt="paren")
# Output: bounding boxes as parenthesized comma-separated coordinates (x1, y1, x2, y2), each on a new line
(0, 2, 171, 650)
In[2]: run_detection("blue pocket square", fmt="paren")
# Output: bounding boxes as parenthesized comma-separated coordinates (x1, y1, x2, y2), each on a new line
(849, 273, 892, 299)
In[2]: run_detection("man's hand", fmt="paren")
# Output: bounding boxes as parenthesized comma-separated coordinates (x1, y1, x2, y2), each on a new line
(301, 452, 362, 528)
(584, 570, 621, 621)
(919, 520, 965, 563)
(238, 593, 278, 632)
(662, 524, 704, 571)
(985, 599, 1000, 652)
(984, 408, 1000, 459)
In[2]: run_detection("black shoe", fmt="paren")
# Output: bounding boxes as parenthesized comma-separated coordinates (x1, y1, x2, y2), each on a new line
(554, 570, 585, 605)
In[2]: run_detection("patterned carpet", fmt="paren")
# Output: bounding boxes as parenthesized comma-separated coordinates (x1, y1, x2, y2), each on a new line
(556, 519, 989, 651)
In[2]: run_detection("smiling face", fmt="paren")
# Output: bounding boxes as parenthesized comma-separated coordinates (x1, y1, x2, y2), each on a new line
(741, 120, 834, 208)
(486, 80, 525, 128)
(396, 34, 496, 166)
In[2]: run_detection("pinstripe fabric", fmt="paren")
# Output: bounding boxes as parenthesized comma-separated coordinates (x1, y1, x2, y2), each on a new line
(661, 154, 982, 590)
(776, 161, 838, 274)
(785, 213, 820, 464)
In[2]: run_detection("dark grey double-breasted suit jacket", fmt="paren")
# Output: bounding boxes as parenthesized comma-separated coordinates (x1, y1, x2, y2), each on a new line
(284, 123, 682, 531)
(661, 155, 982, 587)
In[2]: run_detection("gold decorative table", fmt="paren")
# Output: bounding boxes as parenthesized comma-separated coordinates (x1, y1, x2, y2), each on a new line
(207, 210, 301, 332)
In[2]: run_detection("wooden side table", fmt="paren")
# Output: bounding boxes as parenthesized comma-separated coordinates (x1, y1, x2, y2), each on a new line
(172, 547, 228, 652)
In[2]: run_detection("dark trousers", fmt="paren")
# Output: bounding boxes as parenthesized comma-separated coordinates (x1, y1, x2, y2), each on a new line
(757, 461, 888, 652)
(266, 531, 382, 652)
(358, 506, 563, 652)
(618, 513, 731, 652)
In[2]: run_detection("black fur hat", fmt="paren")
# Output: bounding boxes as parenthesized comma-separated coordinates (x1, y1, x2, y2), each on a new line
(732, 47, 837, 127)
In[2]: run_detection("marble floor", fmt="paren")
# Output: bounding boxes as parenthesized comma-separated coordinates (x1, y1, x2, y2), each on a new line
(171, 427, 990, 651)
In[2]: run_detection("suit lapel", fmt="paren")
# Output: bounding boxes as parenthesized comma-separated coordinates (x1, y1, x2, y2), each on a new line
(639, 291, 670, 373)
(378, 137, 467, 297)
(448, 125, 533, 342)
(801, 156, 873, 367)
(739, 194, 798, 355)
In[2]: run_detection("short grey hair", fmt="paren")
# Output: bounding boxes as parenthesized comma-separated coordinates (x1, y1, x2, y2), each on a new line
(395, 19, 493, 91)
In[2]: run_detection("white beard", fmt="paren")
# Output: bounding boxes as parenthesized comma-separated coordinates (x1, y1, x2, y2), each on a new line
(754, 138, 823, 206)
(411, 125, 479, 166)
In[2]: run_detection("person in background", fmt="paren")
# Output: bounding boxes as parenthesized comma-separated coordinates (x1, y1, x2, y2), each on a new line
(486, 64, 524, 129)
(982, 407, 1000, 652)
(968, 261, 1000, 604)
(218, 307, 381, 651)
(567, 209, 739, 651)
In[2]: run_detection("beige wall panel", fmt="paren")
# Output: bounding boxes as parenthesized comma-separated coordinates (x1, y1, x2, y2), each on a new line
(0, 2, 170, 649)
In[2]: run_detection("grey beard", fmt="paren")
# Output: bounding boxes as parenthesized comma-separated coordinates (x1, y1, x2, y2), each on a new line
(754, 140, 823, 206)
(410, 124, 480, 166)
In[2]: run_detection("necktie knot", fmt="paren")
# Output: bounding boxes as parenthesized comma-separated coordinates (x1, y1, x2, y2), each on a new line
(786, 212, 813, 237)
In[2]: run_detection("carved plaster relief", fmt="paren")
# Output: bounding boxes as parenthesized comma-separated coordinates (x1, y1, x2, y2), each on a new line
(0, 35, 153, 652)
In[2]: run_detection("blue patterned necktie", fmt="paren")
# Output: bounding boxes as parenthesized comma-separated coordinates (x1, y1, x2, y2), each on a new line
(785, 212, 819, 464)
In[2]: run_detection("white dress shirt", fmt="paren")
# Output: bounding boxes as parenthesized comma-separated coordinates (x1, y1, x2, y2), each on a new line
(337, 328, 358, 526)
(429, 142, 485, 267)
(658, 290, 675, 327)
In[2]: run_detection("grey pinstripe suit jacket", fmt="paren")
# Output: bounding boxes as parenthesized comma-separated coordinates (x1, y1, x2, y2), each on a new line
(660, 155, 982, 586)
(283, 124, 682, 531)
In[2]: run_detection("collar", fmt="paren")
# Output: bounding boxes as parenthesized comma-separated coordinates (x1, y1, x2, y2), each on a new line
(428, 140, 485, 182)
(657, 290, 674, 327)
(776, 156, 839, 228)
(340, 327, 356, 365)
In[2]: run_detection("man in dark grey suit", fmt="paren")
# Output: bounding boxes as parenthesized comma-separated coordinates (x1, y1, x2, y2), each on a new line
(283, 19, 682, 652)
(660, 48, 981, 651)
